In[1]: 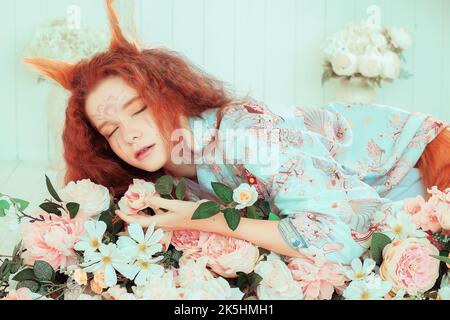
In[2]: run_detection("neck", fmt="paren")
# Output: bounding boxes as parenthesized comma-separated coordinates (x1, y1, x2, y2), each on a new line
(163, 115, 198, 179)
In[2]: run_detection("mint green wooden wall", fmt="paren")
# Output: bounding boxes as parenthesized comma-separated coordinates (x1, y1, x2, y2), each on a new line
(0, 0, 449, 162)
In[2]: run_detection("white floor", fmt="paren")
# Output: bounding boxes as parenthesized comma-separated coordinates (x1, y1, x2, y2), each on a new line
(0, 161, 62, 255)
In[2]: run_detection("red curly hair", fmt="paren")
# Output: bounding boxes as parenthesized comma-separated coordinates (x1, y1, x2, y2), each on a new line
(22, 0, 248, 197)
(22, 0, 449, 199)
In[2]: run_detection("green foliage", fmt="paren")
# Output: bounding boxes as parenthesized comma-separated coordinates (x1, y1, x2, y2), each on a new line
(223, 208, 241, 231)
(268, 212, 281, 221)
(11, 198, 29, 211)
(39, 202, 63, 216)
(192, 201, 220, 220)
(370, 233, 392, 265)
(236, 271, 263, 296)
(45, 175, 62, 202)
(247, 206, 264, 220)
(0, 200, 9, 217)
(175, 178, 187, 200)
(33, 260, 55, 282)
(431, 255, 450, 265)
(16, 280, 40, 293)
(66, 202, 80, 219)
(211, 182, 234, 205)
(155, 175, 174, 195)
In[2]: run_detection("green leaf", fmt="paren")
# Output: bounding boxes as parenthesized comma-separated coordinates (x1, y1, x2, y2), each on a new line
(224, 208, 241, 231)
(155, 175, 174, 195)
(191, 201, 221, 220)
(16, 280, 40, 293)
(248, 272, 263, 292)
(268, 212, 281, 221)
(370, 233, 392, 265)
(11, 198, 30, 211)
(99, 210, 113, 234)
(431, 255, 450, 265)
(12, 241, 23, 258)
(13, 268, 36, 281)
(66, 202, 80, 219)
(175, 178, 187, 200)
(236, 272, 248, 291)
(247, 206, 263, 220)
(33, 260, 55, 282)
(211, 182, 234, 204)
(0, 259, 11, 280)
(45, 174, 62, 202)
(0, 200, 10, 217)
(39, 202, 63, 216)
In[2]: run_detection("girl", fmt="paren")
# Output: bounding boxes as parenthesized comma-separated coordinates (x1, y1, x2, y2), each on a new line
(23, 0, 450, 264)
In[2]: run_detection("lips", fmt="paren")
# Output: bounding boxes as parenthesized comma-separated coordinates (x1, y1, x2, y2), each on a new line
(135, 144, 155, 160)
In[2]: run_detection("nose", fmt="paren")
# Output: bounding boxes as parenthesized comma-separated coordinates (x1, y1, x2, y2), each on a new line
(122, 125, 142, 145)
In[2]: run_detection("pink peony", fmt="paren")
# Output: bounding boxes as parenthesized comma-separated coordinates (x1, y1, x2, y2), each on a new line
(198, 233, 260, 278)
(118, 179, 156, 215)
(21, 210, 86, 270)
(287, 249, 347, 300)
(380, 238, 440, 295)
(404, 196, 425, 215)
(171, 230, 210, 259)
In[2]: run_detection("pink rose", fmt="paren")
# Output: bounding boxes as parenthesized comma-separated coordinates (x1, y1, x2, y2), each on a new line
(118, 179, 156, 215)
(436, 202, 450, 230)
(380, 238, 440, 295)
(21, 210, 86, 269)
(404, 196, 425, 215)
(171, 230, 210, 259)
(288, 249, 347, 300)
(199, 233, 260, 278)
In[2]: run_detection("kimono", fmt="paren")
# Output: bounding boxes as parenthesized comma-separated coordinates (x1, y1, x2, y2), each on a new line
(175, 101, 448, 264)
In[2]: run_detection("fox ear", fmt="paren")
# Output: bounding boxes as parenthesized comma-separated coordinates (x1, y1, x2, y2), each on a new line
(22, 56, 75, 90)
(105, 0, 141, 52)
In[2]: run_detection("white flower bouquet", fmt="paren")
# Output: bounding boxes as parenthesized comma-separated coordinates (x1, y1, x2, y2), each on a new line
(23, 17, 109, 80)
(0, 176, 449, 300)
(322, 21, 413, 87)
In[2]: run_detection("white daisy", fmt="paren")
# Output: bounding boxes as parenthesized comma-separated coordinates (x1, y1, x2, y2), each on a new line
(345, 258, 376, 281)
(117, 223, 164, 260)
(74, 220, 106, 252)
(3, 205, 22, 231)
(343, 274, 392, 300)
(81, 243, 134, 287)
(130, 256, 165, 286)
(384, 211, 426, 240)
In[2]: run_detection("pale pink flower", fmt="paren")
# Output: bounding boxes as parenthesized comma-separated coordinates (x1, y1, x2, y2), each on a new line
(404, 196, 426, 215)
(380, 238, 440, 295)
(288, 249, 347, 300)
(199, 233, 260, 278)
(118, 179, 156, 215)
(411, 200, 442, 233)
(436, 202, 450, 230)
(171, 230, 210, 259)
(21, 210, 86, 270)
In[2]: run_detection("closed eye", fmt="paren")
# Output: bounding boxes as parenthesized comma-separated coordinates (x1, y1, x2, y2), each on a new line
(133, 106, 147, 116)
(107, 127, 119, 139)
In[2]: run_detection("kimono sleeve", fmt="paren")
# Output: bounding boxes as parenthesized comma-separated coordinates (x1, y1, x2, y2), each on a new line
(219, 104, 366, 264)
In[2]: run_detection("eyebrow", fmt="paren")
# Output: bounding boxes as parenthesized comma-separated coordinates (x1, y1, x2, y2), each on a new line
(96, 96, 141, 132)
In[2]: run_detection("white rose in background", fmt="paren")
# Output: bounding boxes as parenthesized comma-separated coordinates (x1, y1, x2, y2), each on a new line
(60, 179, 110, 219)
(254, 253, 303, 300)
(358, 52, 383, 78)
(118, 179, 156, 215)
(331, 50, 359, 76)
(182, 277, 244, 300)
(382, 51, 401, 79)
(233, 183, 258, 210)
(389, 27, 412, 50)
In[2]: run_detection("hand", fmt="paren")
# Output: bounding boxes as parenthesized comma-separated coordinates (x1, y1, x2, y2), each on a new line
(115, 196, 209, 231)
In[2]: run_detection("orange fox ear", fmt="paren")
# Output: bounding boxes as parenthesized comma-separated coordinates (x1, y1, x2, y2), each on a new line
(105, 0, 141, 52)
(22, 56, 75, 90)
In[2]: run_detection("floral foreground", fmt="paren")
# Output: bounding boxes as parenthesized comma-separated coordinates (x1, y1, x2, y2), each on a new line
(0, 176, 449, 300)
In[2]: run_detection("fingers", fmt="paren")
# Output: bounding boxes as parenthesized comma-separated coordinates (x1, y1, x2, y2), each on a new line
(146, 195, 186, 212)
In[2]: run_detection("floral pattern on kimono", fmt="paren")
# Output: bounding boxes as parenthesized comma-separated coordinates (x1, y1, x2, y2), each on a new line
(182, 101, 448, 265)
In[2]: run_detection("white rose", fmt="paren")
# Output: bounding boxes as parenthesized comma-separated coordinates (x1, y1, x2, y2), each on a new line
(232, 183, 258, 210)
(118, 179, 156, 215)
(134, 271, 181, 300)
(358, 52, 383, 78)
(370, 32, 388, 50)
(60, 179, 110, 219)
(389, 27, 412, 50)
(254, 253, 303, 300)
(381, 51, 401, 79)
(182, 277, 244, 300)
(330, 50, 358, 76)
(177, 256, 214, 288)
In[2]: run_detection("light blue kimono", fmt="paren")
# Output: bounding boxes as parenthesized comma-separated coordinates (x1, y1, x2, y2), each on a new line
(181, 101, 448, 264)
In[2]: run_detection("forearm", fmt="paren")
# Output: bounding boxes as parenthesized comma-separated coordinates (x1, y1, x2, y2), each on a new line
(186, 213, 305, 259)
